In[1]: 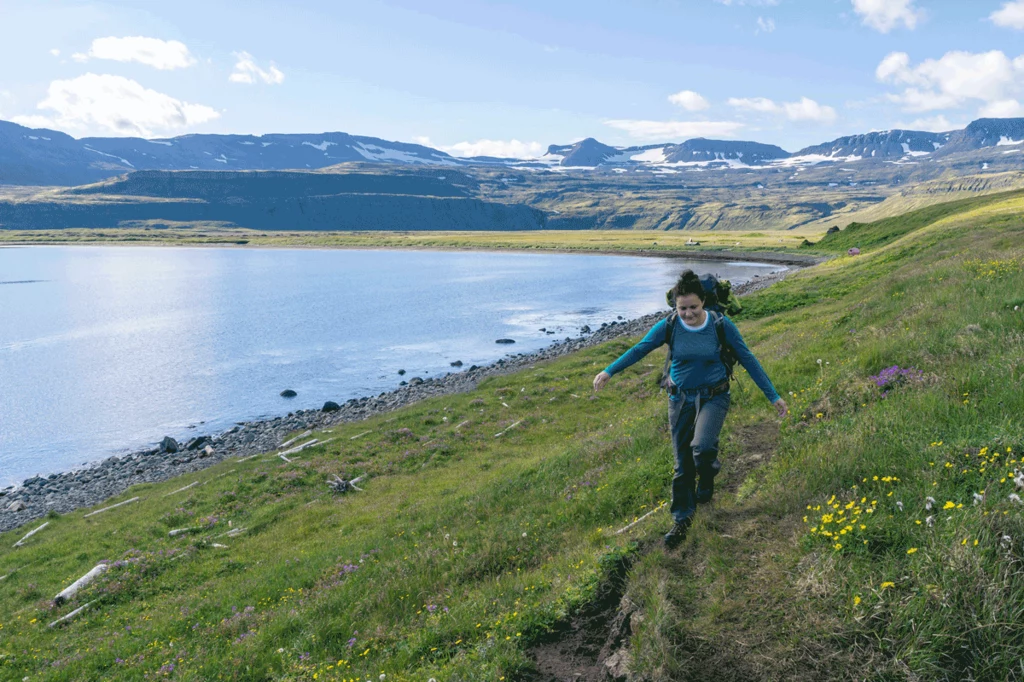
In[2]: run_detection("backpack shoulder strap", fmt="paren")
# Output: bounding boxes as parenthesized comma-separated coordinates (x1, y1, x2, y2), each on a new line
(662, 312, 677, 386)
(710, 311, 734, 378)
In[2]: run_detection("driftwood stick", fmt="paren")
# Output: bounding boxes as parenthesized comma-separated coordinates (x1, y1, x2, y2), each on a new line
(236, 452, 261, 462)
(163, 481, 199, 497)
(494, 420, 523, 438)
(280, 430, 312, 449)
(13, 521, 49, 548)
(614, 503, 667, 535)
(0, 566, 22, 581)
(279, 453, 292, 463)
(349, 430, 372, 440)
(454, 420, 470, 430)
(327, 475, 365, 493)
(83, 497, 139, 518)
(280, 437, 336, 458)
(48, 600, 96, 628)
(54, 563, 108, 605)
(168, 527, 207, 537)
(215, 527, 247, 539)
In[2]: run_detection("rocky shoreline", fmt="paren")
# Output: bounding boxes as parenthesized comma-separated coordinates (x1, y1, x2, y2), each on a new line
(0, 268, 793, 533)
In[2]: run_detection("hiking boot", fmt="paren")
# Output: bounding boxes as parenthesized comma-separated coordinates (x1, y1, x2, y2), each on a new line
(696, 480, 714, 505)
(663, 518, 692, 549)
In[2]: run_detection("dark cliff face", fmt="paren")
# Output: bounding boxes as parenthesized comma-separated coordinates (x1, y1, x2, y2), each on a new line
(662, 138, 791, 164)
(68, 169, 477, 199)
(545, 138, 622, 166)
(795, 130, 949, 159)
(0, 193, 546, 231)
(933, 118, 1024, 156)
(0, 120, 460, 186)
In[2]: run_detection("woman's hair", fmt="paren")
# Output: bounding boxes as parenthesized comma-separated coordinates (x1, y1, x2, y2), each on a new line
(669, 269, 705, 303)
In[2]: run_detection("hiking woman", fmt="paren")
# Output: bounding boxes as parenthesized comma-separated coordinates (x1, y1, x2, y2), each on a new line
(592, 270, 787, 548)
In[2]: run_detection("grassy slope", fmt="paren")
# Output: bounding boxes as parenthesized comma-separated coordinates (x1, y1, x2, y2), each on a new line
(1, 193, 1023, 680)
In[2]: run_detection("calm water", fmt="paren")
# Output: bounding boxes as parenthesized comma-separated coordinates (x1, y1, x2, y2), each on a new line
(0, 246, 783, 484)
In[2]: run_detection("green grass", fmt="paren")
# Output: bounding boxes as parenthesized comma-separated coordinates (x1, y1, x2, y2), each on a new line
(2, 190, 1024, 680)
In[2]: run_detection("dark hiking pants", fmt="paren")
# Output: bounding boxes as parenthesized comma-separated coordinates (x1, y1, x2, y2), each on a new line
(668, 390, 731, 524)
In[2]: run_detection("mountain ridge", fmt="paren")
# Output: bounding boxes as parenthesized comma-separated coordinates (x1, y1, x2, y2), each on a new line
(2, 117, 1024, 186)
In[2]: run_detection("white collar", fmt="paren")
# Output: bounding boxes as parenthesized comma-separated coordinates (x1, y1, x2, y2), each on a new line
(679, 311, 709, 332)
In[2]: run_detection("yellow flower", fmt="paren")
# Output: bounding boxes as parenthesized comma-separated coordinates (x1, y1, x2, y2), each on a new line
(853, 595, 862, 606)
(943, 501, 955, 510)
(907, 548, 918, 554)
(880, 581, 895, 589)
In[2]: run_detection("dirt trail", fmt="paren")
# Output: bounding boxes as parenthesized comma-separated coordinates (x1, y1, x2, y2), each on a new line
(521, 420, 780, 682)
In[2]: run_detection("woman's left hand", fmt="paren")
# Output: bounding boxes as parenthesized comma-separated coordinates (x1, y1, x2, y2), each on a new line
(773, 398, 788, 419)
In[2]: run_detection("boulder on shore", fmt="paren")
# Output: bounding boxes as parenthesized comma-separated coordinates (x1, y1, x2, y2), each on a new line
(495, 339, 516, 344)
(322, 400, 341, 413)
(280, 389, 298, 398)
(160, 436, 179, 453)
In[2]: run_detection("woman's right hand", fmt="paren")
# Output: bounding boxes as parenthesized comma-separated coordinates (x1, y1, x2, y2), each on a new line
(593, 371, 611, 392)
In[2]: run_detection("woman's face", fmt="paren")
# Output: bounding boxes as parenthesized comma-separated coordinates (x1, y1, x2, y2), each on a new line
(675, 293, 705, 325)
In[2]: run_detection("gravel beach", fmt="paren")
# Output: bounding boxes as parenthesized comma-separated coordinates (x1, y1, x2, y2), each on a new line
(0, 267, 794, 532)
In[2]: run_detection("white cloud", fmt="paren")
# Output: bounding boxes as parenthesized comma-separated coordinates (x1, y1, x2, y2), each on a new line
(229, 51, 285, 85)
(877, 50, 1024, 112)
(756, 16, 776, 33)
(442, 139, 545, 158)
(11, 73, 219, 137)
(991, 1, 1024, 29)
(728, 96, 779, 112)
(668, 90, 710, 111)
(50, 48, 60, 57)
(903, 114, 959, 132)
(728, 96, 836, 122)
(784, 97, 838, 122)
(851, 0, 923, 33)
(72, 36, 195, 70)
(603, 119, 744, 140)
(980, 99, 1024, 117)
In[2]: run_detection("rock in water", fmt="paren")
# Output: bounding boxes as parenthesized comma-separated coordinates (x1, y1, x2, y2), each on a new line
(397, 369, 406, 375)
(495, 339, 516, 344)
(160, 436, 179, 453)
(280, 389, 298, 398)
(580, 325, 591, 334)
(450, 360, 463, 367)
(322, 400, 341, 413)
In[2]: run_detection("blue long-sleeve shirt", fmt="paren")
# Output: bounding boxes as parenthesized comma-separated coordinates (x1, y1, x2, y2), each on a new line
(604, 314, 780, 403)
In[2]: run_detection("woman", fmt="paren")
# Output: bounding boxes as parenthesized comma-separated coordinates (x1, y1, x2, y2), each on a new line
(593, 270, 787, 548)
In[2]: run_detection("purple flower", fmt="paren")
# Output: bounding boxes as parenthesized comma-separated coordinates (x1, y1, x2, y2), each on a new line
(299, 652, 311, 661)
(347, 637, 357, 648)
(427, 604, 437, 613)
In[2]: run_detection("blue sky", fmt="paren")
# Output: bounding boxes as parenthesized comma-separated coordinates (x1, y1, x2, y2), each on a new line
(2, 0, 1024, 155)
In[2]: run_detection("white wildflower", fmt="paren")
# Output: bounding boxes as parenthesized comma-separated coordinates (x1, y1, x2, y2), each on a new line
(973, 492, 984, 505)
(1000, 535, 1012, 550)
(1014, 470, 1024, 490)
(522, 532, 528, 537)
(925, 515, 934, 527)
(925, 497, 936, 511)
(896, 501, 904, 511)
(1009, 494, 1022, 504)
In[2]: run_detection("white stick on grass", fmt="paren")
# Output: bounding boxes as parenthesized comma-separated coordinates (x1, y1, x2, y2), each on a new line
(280, 430, 312, 449)
(494, 420, 522, 438)
(349, 430, 372, 440)
(163, 482, 199, 497)
(48, 600, 96, 628)
(13, 521, 49, 548)
(614, 503, 667, 535)
(83, 497, 139, 518)
(54, 563, 108, 605)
